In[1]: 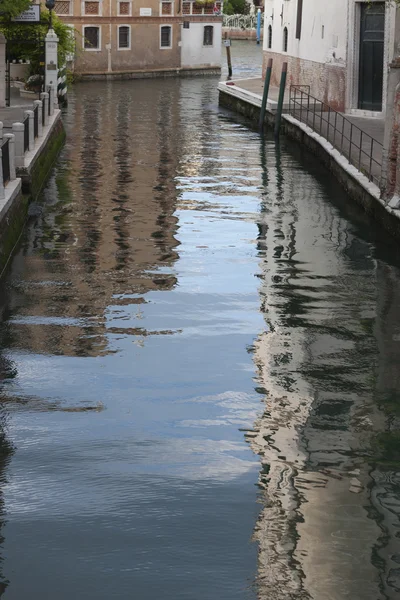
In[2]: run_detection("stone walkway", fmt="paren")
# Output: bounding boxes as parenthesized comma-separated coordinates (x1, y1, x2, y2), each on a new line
(0, 87, 40, 129)
(224, 77, 384, 186)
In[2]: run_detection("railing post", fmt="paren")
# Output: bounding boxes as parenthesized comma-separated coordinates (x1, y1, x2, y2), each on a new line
(0, 121, 3, 141)
(3, 133, 16, 180)
(40, 92, 49, 126)
(349, 124, 353, 164)
(34, 100, 43, 137)
(12, 122, 25, 168)
(0, 146, 4, 200)
(24, 110, 34, 151)
(48, 86, 54, 116)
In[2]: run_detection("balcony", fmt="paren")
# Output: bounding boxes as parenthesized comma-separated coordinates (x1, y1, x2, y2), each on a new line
(182, 2, 222, 16)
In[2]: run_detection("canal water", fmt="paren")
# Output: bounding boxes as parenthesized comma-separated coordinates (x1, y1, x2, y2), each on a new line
(0, 43, 400, 600)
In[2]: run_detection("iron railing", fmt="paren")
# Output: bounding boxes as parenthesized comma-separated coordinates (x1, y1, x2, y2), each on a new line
(34, 104, 39, 138)
(24, 115, 29, 152)
(289, 86, 383, 187)
(223, 14, 264, 29)
(1, 138, 10, 186)
(42, 100, 46, 126)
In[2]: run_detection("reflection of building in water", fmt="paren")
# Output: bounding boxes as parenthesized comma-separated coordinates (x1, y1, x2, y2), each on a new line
(3, 80, 181, 359)
(250, 141, 400, 599)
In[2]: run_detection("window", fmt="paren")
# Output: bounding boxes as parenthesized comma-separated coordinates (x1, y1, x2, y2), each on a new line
(84, 26, 100, 50)
(160, 25, 172, 48)
(296, 0, 303, 40)
(161, 1, 173, 15)
(283, 27, 288, 52)
(54, 1, 72, 15)
(267, 25, 272, 49)
(203, 25, 213, 46)
(118, 26, 130, 49)
(84, 1, 100, 15)
(118, 1, 131, 15)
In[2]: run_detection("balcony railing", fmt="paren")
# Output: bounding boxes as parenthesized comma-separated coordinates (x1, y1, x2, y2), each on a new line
(223, 14, 264, 29)
(182, 2, 222, 16)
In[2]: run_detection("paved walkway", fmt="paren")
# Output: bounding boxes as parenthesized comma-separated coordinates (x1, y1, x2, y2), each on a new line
(0, 87, 39, 129)
(222, 77, 384, 186)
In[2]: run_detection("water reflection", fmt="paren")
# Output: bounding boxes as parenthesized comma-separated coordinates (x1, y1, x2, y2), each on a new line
(252, 137, 400, 600)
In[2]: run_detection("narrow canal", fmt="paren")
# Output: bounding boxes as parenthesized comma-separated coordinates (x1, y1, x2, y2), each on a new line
(0, 43, 400, 600)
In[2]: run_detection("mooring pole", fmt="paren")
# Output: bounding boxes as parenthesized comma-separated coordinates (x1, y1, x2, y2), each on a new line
(256, 8, 262, 45)
(259, 58, 273, 131)
(224, 33, 232, 79)
(274, 62, 287, 138)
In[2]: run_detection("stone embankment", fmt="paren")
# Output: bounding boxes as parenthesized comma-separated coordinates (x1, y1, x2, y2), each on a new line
(219, 77, 400, 240)
(0, 90, 65, 276)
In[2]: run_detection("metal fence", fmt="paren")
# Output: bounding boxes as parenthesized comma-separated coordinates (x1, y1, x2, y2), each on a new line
(24, 115, 29, 153)
(223, 14, 264, 29)
(1, 138, 10, 186)
(34, 104, 39, 138)
(289, 86, 383, 187)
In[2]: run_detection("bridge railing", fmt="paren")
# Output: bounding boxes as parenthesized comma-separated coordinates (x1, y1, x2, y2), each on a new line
(223, 14, 264, 30)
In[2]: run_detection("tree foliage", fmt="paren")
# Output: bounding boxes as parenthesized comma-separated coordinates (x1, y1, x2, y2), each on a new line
(0, 0, 32, 20)
(223, 0, 249, 16)
(0, 10, 75, 74)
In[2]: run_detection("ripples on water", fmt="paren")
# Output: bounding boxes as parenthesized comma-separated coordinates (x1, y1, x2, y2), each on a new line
(0, 47, 399, 600)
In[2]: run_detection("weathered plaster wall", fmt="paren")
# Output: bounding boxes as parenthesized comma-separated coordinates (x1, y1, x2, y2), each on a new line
(181, 22, 222, 68)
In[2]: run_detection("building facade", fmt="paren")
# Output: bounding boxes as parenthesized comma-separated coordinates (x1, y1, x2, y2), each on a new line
(263, 0, 398, 115)
(51, 0, 222, 77)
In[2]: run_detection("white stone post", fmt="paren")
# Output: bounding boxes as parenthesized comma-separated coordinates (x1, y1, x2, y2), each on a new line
(24, 110, 34, 152)
(3, 133, 16, 181)
(45, 29, 59, 109)
(12, 122, 25, 168)
(33, 100, 43, 137)
(40, 92, 49, 126)
(0, 146, 4, 200)
(48, 86, 55, 116)
(0, 33, 6, 109)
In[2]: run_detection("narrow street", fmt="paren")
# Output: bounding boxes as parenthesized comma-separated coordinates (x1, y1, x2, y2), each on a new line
(0, 42, 399, 600)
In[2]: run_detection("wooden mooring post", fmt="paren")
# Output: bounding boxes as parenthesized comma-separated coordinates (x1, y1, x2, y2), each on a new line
(224, 33, 232, 79)
(259, 58, 273, 131)
(274, 62, 288, 138)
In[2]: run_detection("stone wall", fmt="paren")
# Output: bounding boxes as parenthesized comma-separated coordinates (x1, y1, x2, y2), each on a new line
(262, 51, 346, 112)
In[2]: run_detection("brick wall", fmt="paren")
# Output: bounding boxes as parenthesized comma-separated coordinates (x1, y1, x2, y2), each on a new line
(263, 51, 346, 112)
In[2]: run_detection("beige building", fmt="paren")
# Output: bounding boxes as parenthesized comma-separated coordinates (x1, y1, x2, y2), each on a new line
(50, 0, 223, 77)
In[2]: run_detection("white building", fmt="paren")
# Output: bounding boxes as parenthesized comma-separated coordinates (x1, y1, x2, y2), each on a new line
(263, 0, 398, 116)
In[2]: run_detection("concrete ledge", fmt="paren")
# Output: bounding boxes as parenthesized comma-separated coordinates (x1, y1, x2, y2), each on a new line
(219, 86, 400, 240)
(218, 80, 290, 112)
(76, 66, 221, 81)
(0, 178, 28, 277)
(17, 110, 66, 198)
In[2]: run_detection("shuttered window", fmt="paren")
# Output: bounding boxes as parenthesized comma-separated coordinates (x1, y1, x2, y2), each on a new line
(84, 27, 100, 50)
(203, 25, 213, 46)
(160, 26, 172, 48)
(118, 26, 130, 49)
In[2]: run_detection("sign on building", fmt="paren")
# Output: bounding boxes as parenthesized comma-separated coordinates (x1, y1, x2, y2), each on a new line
(12, 5, 40, 23)
(140, 8, 152, 16)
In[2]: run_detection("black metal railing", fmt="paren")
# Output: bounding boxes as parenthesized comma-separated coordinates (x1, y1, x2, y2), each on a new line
(289, 86, 383, 187)
(1, 138, 10, 186)
(42, 99, 46, 126)
(34, 104, 39, 138)
(24, 115, 29, 152)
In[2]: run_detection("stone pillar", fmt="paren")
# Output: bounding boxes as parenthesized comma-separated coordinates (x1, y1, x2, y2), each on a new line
(45, 29, 59, 108)
(33, 100, 43, 137)
(0, 121, 3, 141)
(12, 122, 25, 168)
(24, 110, 34, 151)
(0, 146, 4, 200)
(0, 33, 6, 109)
(40, 92, 49, 126)
(3, 133, 16, 181)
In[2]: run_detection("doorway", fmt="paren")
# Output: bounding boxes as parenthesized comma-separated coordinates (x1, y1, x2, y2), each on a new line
(358, 2, 385, 111)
